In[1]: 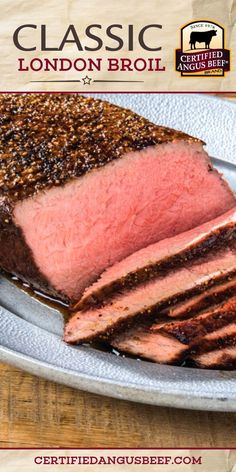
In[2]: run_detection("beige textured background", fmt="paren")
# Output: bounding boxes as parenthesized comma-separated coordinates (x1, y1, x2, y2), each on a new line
(0, 0, 235, 91)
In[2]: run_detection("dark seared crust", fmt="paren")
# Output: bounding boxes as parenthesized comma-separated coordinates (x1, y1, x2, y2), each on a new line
(0, 93, 199, 203)
(0, 93, 200, 296)
(75, 226, 236, 310)
(0, 197, 68, 301)
(162, 303, 236, 345)
(191, 333, 236, 356)
(96, 268, 236, 341)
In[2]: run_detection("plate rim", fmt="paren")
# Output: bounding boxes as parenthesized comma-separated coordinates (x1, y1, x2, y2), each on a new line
(1, 344, 236, 412)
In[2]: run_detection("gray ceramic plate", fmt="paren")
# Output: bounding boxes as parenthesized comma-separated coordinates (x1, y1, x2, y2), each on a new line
(1, 94, 236, 411)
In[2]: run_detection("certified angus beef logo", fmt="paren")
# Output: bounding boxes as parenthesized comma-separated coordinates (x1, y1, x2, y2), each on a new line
(175, 20, 230, 76)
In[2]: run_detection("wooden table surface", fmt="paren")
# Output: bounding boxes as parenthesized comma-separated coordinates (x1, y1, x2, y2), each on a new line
(1, 94, 236, 449)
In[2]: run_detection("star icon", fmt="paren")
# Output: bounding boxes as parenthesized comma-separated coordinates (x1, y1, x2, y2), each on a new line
(82, 75, 92, 85)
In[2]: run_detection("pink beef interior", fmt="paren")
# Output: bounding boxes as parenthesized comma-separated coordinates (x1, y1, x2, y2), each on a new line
(13, 141, 235, 301)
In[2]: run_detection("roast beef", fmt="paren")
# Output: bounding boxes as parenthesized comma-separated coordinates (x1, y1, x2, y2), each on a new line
(77, 208, 236, 310)
(0, 94, 235, 302)
(112, 300, 236, 366)
(64, 247, 236, 343)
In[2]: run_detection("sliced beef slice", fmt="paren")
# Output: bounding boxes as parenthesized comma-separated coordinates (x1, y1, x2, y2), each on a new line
(161, 277, 236, 318)
(0, 94, 235, 302)
(112, 324, 186, 364)
(64, 247, 236, 344)
(77, 208, 236, 310)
